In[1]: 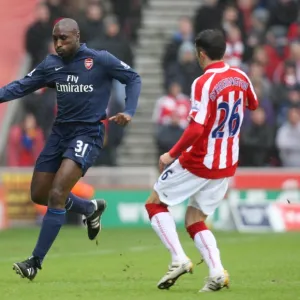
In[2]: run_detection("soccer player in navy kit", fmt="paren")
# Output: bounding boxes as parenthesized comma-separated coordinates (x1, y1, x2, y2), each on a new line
(0, 18, 141, 280)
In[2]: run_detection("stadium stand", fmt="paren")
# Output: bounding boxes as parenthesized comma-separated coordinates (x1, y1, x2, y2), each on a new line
(1, 0, 300, 168)
(119, 0, 200, 166)
(122, 0, 300, 167)
(0, 0, 39, 164)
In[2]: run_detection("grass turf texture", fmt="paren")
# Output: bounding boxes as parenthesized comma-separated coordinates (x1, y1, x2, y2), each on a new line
(0, 227, 299, 300)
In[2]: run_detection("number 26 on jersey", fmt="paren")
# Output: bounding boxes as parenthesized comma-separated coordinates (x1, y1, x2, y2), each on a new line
(212, 98, 242, 139)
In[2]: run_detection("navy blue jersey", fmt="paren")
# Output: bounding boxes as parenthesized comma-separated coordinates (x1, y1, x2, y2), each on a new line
(0, 44, 141, 123)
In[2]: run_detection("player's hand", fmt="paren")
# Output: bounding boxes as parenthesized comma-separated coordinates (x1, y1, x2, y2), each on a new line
(109, 113, 132, 126)
(159, 152, 175, 173)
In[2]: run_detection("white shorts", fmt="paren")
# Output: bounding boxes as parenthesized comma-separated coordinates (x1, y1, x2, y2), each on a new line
(154, 160, 229, 216)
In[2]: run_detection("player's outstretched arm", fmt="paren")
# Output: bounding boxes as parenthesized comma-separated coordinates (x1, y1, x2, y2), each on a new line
(100, 51, 142, 125)
(0, 60, 47, 103)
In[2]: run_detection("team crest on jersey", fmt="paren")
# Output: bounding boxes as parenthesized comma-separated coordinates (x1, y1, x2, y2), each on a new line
(84, 58, 93, 70)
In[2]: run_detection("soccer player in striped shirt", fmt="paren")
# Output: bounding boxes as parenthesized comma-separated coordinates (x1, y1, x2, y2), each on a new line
(145, 29, 258, 292)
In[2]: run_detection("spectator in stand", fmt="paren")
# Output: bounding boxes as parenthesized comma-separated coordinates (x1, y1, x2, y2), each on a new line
(277, 84, 300, 126)
(287, 17, 300, 41)
(244, 79, 275, 127)
(251, 39, 284, 82)
(288, 41, 300, 82)
(224, 24, 244, 67)
(7, 114, 44, 167)
(267, 0, 298, 29)
(271, 60, 298, 113)
(222, 4, 245, 40)
(273, 59, 298, 86)
(252, 45, 268, 71)
(237, 0, 256, 35)
(79, 2, 105, 44)
(23, 41, 57, 138)
(110, 0, 131, 31)
(126, 0, 144, 43)
(46, 0, 66, 24)
(240, 107, 274, 166)
(243, 7, 269, 62)
(193, 0, 223, 35)
(90, 15, 133, 107)
(276, 105, 300, 167)
(153, 82, 190, 158)
(25, 3, 52, 70)
(110, 0, 144, 42)
(165, 41, 202, 95)
(90, 15, 133, 67)
(162, 16, 194, 72)
(263, 25, 288, 80)
(247, 60, 271, 98)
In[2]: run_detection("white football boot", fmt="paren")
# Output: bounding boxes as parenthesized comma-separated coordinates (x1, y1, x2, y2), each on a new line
(157, 259, 193, 289)
(200, 270, 230, 292)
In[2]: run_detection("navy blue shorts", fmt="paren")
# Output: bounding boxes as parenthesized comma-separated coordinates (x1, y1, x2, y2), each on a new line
(35, 122, 105, 176)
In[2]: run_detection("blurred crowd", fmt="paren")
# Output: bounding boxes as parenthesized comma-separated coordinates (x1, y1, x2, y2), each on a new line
(8, 0, 146, 167)
(8, 0, 300, 168)
(154, 0, 300, 167)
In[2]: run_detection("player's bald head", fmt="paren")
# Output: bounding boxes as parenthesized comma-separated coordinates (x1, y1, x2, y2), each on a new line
(53, 18, 79, 34)
(52, 18, 81, 58)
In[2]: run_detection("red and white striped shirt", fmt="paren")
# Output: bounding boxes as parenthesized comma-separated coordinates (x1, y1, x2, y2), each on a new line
(152, 93, 190, 129)
(179, 61, 258, 179)
(224, 40, 244, 68)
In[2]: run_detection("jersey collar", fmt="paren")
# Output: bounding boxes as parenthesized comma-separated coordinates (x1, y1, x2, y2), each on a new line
(204, 61, 229, 73)
(60, 44, 87, 62)
(77, 43, 87, 53)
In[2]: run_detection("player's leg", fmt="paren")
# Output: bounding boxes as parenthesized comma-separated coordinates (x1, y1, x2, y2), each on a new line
(63, 133, 106, 240)
(185, 178, 230, 292)
(13, 159, 84, 280)
(31, 171, 99, 217)
(145, 160, 197, 289)
(186, 207, 225, 278)
(30, 129, 105, 223)
(145, 191, 193, 290)
(29, 130, 62, 206)
(185, 206, 229, 292)
(145, 191, 189, 263)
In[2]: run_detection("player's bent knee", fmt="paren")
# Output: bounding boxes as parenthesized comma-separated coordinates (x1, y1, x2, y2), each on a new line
(145, 190, 162, 205)
(30, 189, 47, 205)
(48, 188, 66, 209)
(145, 190, 169, 220)
(185, 206, 207, 228)
(185, 216, 207, 228)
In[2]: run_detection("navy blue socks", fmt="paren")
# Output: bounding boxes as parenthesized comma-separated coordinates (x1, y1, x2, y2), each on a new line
(32, 194, 96, 264)
(65, 192, 95, 217)
(32, 208, 66, 263)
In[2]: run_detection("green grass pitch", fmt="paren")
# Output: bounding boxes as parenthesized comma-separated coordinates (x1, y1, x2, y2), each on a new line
(0, 227, 299, 300)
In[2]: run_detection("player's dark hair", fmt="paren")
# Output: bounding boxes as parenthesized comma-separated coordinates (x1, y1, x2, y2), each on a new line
(195, 29, 226, 60)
